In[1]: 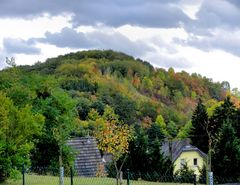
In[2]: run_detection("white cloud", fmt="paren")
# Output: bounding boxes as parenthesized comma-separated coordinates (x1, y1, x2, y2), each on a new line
(178, 0, 203, 19)
(145, 51, 192, 70)
(0, 15, 71, 46)
(14, 43, 78, 66)
(0, 48, 7, 69)
(176, 46, 240, 89)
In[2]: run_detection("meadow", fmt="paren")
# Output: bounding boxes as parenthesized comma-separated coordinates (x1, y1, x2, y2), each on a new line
(2, 174, 186, 185)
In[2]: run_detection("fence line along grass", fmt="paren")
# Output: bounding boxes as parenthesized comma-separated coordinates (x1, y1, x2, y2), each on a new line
(1, 174, 194, 185)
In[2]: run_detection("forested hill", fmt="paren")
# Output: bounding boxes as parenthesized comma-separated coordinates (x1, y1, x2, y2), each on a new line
(1, 50, 240, 181)
(1, 50, 239, 129)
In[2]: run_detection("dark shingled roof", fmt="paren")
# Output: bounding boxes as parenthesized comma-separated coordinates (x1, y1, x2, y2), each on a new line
(161, 139, 207, 162)
(67, 137, 103, 177)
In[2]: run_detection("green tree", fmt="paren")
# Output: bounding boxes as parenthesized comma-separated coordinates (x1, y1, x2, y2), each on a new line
(207, 97, 240, 180)
(167, 120, 178, 138)
(0, 91, 44, 182)
(111, 93, 137, 125)
(190, 99, 209, 153)
(175, 163, 195, 183)
(123, 124, 173, 180)
(177, 120, 193, 139)
(141, 77, 153, 94)
(6, 84, 36, 107)
(31, 88, 76, 169)
(76, 97, 92, 120)
(140, 101, 158, 121)
(155, 115, 168, 136)
(147, 123, 172, 175)
(210, 96, 237, 134)
(123, 125, 149, 173)
(212, 119, 240, 181)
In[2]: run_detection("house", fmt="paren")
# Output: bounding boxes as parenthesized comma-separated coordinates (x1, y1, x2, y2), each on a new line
(161, 139, 207, 176)
(67, 137, 103, 177)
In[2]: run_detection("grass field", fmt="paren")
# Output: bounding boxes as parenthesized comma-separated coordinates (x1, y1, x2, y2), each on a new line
(1, 174, 187, 185)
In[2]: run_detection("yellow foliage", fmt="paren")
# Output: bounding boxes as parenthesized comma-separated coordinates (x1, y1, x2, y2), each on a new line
(206, 99, 223, 117)
(75, 119, 89, 128)
(95, 120, 133, 161)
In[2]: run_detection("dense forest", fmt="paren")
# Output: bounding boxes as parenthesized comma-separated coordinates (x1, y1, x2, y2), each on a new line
(0, 50, 240, 182)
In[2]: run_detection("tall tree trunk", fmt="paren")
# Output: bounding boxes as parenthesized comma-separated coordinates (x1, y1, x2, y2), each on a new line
(114, 161, 119, 185)
(114, 155, 127, 185)
(119, 171, 123, 185)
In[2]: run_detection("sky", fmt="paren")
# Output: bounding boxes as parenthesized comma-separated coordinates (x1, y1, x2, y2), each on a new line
(0, 0, 240, 89)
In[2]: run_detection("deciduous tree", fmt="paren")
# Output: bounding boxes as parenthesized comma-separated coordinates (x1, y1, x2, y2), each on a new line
(0, 91, 44, 182)
(95, 106, 133, 185)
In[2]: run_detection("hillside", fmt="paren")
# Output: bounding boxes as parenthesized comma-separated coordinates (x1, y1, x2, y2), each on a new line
(1, 50, 236, 128)
(1, 50, 240, 181)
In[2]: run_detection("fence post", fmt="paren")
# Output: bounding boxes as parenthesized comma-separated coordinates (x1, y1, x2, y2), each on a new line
(59, 166, 64, 185)
(127, 169, 130, 185)
(193, 174, 196, 185)
(208, 172, 213, 185)
(22, 164, 25, 185)
(70, 167, 73, 185)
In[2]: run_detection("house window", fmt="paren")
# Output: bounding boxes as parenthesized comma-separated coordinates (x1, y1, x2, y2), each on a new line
(180, 159, 186, 168)
(193, 158, 198, 166)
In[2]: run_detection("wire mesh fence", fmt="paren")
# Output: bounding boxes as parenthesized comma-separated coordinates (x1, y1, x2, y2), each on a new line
(5, 166, 238, 185)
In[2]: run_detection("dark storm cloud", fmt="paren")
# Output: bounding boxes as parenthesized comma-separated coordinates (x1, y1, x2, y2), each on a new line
(34, 27, 155, 57)
(37, 28, 95, 48)
(86, 31, 155, 57)
(196, 0, 240, 28)
(1, 0, 239, 30)
(175, 0, 240, 57)
(0, 0, 190, 28)
(3, 38, 41, 55)
(71, 2, 190, 28)
(174, 32, 240, 57)
(225, 0, 240, 7)
(185, 0, 240, 36)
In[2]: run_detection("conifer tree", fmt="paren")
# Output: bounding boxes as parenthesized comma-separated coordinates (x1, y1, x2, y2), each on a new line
(210, 96, 237, 134)
(190, 99, 209, 153)
(212, 120, 240, 181)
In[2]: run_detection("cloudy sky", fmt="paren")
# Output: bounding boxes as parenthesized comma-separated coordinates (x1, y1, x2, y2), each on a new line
(0, 0, 240, 88)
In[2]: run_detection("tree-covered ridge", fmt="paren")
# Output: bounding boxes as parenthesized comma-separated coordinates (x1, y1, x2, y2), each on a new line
(17, 50, 235, 124)
(1, 50, 240, 181)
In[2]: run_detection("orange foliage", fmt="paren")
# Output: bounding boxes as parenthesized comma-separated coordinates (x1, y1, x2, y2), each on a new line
(142, 116, 152, 129)
(132, 74, 140, 88)
(180, 97, 197, 113)
(231, 96, 240, 108)
(175, 73, 208, 96)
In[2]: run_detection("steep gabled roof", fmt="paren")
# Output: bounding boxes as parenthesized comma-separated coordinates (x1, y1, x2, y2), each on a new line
(67, 137, 103, 177)
(161, 139, 207, 162)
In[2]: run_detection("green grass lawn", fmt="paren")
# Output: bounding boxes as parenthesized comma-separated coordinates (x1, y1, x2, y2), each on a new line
(1, 174, 189, 185)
